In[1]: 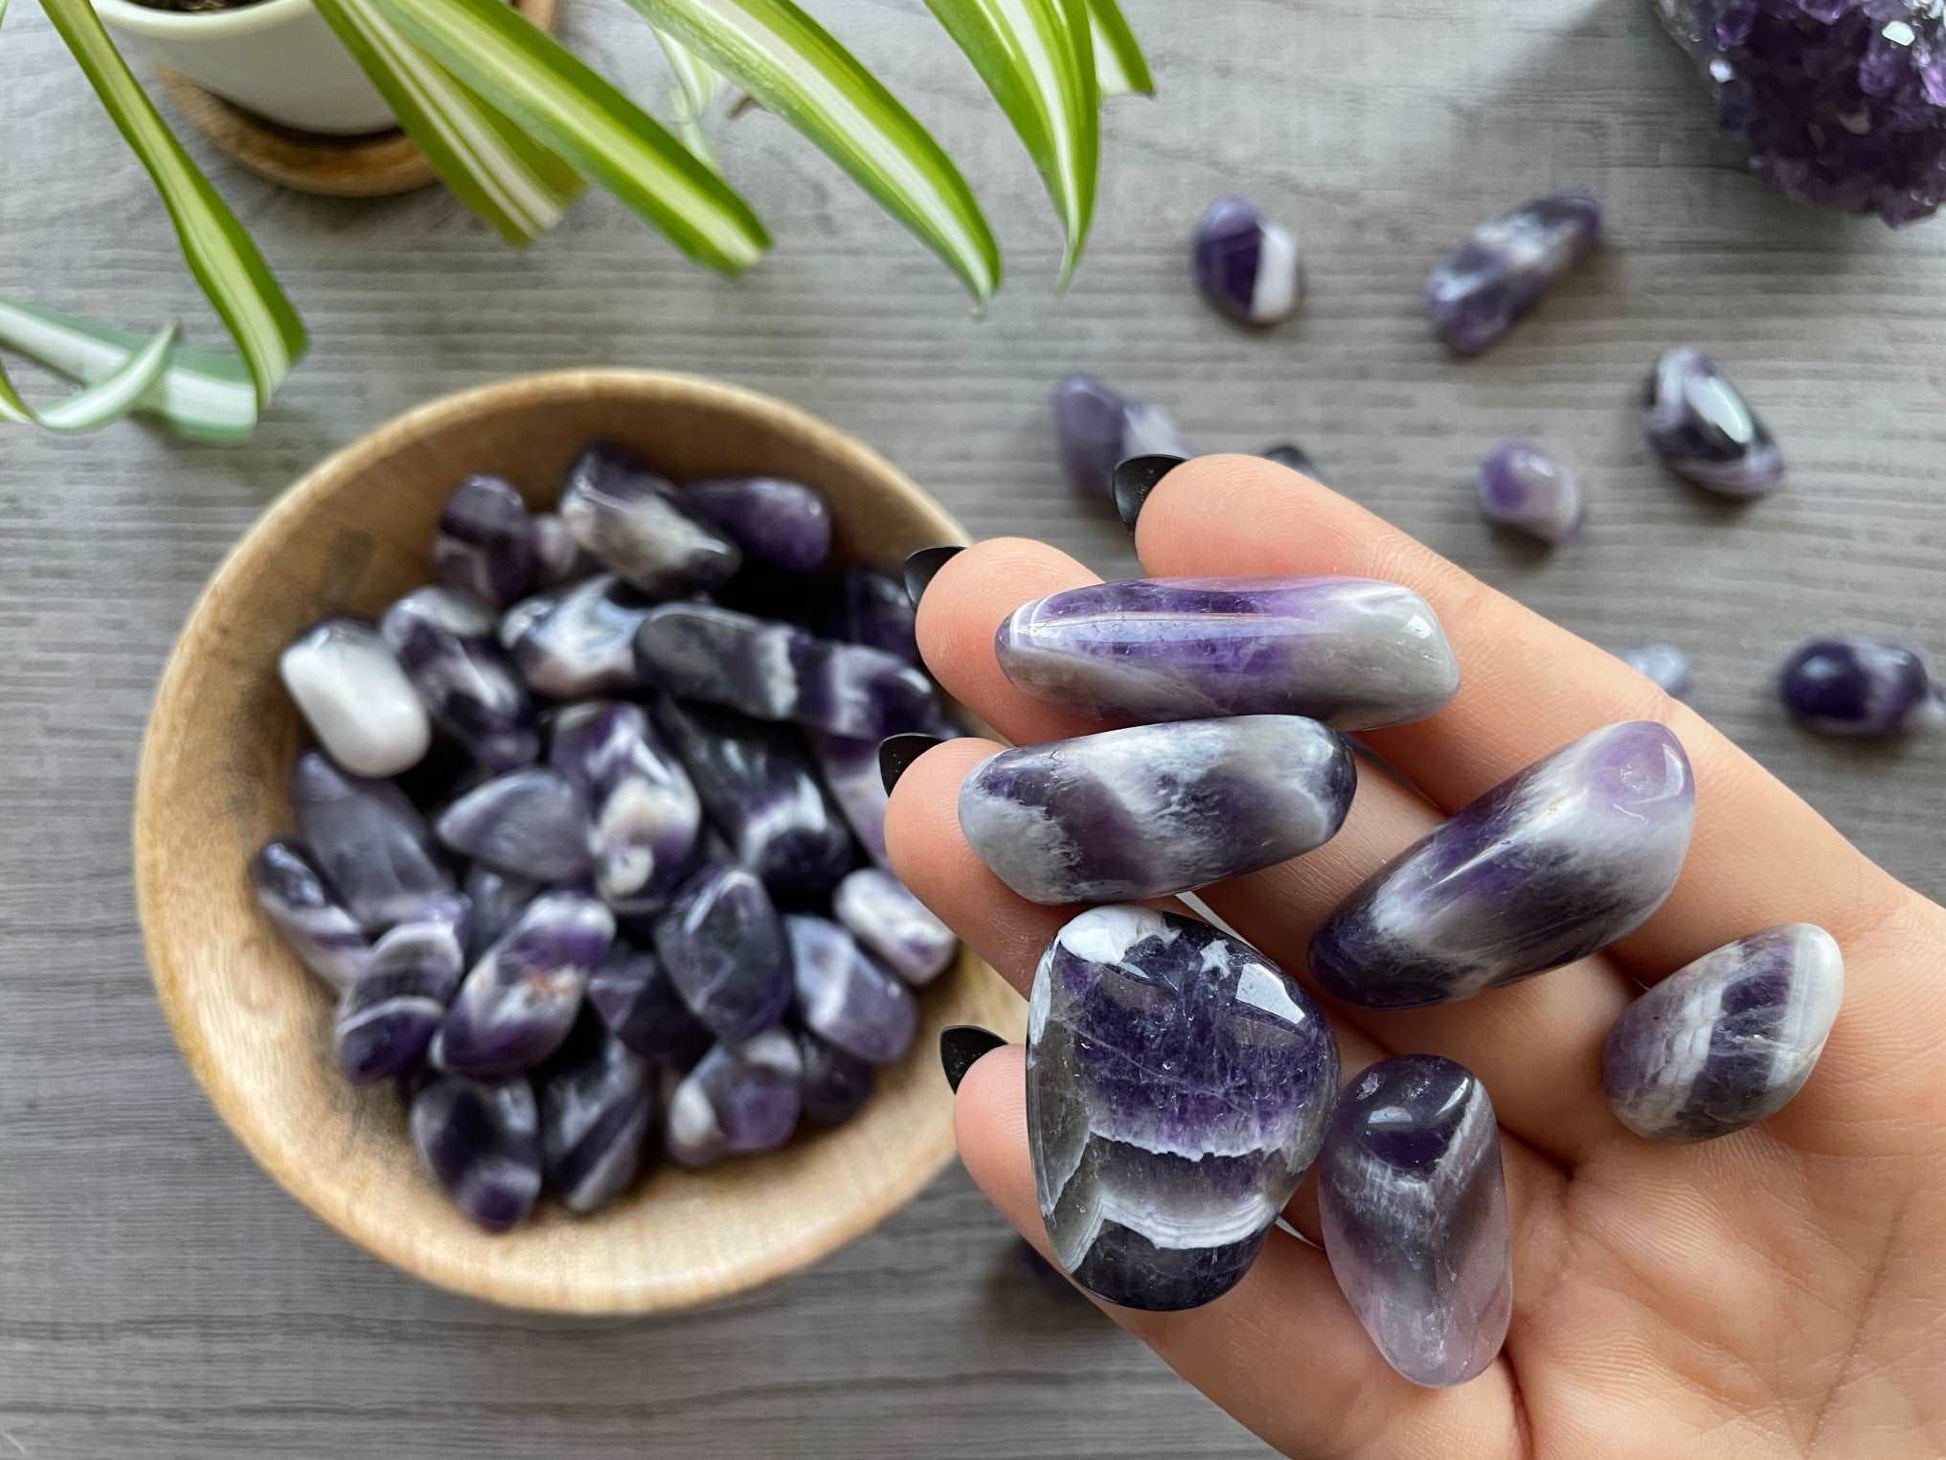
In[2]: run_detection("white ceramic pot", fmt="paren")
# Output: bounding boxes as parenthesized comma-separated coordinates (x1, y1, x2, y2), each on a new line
(93, 0, 397, 136)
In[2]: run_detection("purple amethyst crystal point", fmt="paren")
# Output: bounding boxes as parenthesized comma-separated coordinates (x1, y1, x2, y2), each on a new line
(279, 617, 431, 778)
(960, 717, 1355, 905)
(550, 701, 703, 915)
(1644, 348, 1785, 496)
(587, 946, 714, 1069)
(1478, 441, 1586, 545)
(1779, 635, 1945, 737)
(664, 1029, 803, 1165)
(1605, 923, 1844, 1142)
(560, 443, 741, 596)
(1424, 193, 1601, 354)
(786, 914, 918, 1065)
(1656, 0, 1946, 224)
(1319, 1055, 1511, 1388)
(842, 566, 921, 663)
(250, 838, 370, 990)
(290, 752, 453, 932)
(461, 865, 538, 959)
(335, 895, 470, 1084)
(809, 733, 891, 865)
(434, 890, 615, 1079)
(797, 1029, 875, 1126)
(410, 1074, 541, 1231)
(503, 575, 650, 700)
(1192, 194, 1304, 326)
(996, 576, 1460, 732)
(434, 474, 535, 607)
(381, 586, 539, 772)
(1051, 374, 1195, 497)
(1620, 643, 1694, 700)
(653, 698, 857, 896)
(1311, 722, 1696, 1009)
(833, 868, 956, 986)
(654, 863, 792, 1042)
(435, 767, 593, 882)
(1028, 906, 1340, 1311)
(681, 477, 832, 574)
(538, 1028, 655, 1213)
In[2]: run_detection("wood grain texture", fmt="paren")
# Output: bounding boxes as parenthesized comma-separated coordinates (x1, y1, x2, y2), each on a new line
(3, 0, 1945, 1452)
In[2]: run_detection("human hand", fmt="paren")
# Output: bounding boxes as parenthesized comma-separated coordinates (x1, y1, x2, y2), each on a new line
(883, 456, 1946, 1458)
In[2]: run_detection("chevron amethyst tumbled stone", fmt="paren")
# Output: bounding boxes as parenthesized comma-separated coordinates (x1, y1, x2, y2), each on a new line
(410, 1074, 542, 1232)
(433, 890, 615, 1079)
(1605, 923, 1844, 1142)
(1478, 441, 1585, 544)
(1644, 348, 1785, 497)
(560, 443, 741, 597)
(785, 914, 917, 1065)
(1425, 193, 1601, 354)
(1311, 722, 1696, 1008)
(1319, 1056, 1511, 1388)
(680, 476, 831, 574)
(833, 868, 955, 986)
(1193, 194, 1304, 326)
(335, 894, 469, 1084)
(810, 732, 891, 866)
(1621, 643, 1694, 700)
(1028, 907, 1339, 1311)
(251, 838, 370, 990)
(664, 1029, 803, 1166)
(381, 586, 539, 772)
(797, 1029, 875, 1126)
(538, 1026, 656, 1213)
(280, 618, 430, 778)
(290, 752, 452, 933)
(550, 701, 703, 915)
(655, 863, 792, 1042)
(996, 576, 1460, 732)
(1051, 373, 1195, 497)
(587, 946, 714, 1069)
(435, 767, 593, 883)
(434, 474, 535, 607)
(960, 716, 1354, 904)
(502, 574, 651, 700)
(1779, 635, 1944, 737)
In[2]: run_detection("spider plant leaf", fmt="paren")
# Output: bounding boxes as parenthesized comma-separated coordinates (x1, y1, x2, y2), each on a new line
(0, 314, 178, 436)
(655, 26, 724, 166)
(1085, 0, 1152, 97)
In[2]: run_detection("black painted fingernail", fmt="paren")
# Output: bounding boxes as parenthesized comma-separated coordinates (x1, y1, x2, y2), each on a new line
(1110, 454, 1187, 533)
(903, 545, 964, 609)
(1259, 442, 1321, 478)
(878, 733, 943, 794)
(940, 1024, 1007, 1092)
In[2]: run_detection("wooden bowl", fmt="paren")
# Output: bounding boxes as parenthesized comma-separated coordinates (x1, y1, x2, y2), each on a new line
(134, 370, 1022, 1314)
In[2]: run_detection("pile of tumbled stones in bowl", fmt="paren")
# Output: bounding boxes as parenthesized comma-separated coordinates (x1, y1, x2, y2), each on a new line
(253, 447, 960, 1232)
(954, 567, 1844, 1386)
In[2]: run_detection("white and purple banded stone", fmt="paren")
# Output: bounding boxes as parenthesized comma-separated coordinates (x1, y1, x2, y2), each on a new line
(381, 585, 539, 772)
(435, 767, 594, 883)
(290, 752, 453, 933)
(334, 894, 470, 1084)
(434, 474, 536, 607)
(433, 890, 615, 1079)
(681, 477, 832, 574)
(664, 1029, 803, 1166)
(1621, 643, 1694, 700)
(655, 863, 792, 1042)
(959, 716, 1355, 905)
(1051, 374, 1195, 497)
(1780, 636, 1944, 738)
(410, 1074, 542, 1232)
(586, 946, 714, 1070)
(1425, 193, 1602, 354)
(550, 701, 703, 916)
(560, 443, 742, 597)
(1478, 441, 1585, 545)
(996, 576, 1460, 732)
(501, 574, 651, 700)
(1028, 906, 1340, 1311)
(279, 618, 431, 778)
(832, 868, 956, 986)
(538, 1027, 656, 1213)
(1605, 924, 1844, 1143)
(461, 865, 539, 959)
(1319, 1055, 1512, 1388)
(842, 566, 920, 663)
(250, 838, 370, 990)
(785, 914, 917, 1065)
(1311, 722, 1696, 1008)
(1192, 194, 1304, 326)
(1644, 348, 1785, 497)
(797, 1029, 875, 1126)
(809, 733, 891, 866)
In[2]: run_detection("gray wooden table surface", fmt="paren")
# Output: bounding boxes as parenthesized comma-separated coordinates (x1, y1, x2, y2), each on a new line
(5, 0, 1946, 1453)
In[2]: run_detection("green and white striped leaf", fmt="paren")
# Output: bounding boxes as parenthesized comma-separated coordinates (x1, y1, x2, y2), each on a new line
(38, 0, 307, 410)
(655, 26, 725, 166)
(618, 0, 1001, 302)
(372, 0, 769, 273)
(926, 0, 1098, 281)
(1085, 0, 1152, 97)
(0, 297, 259, 442)
(312, 0, 582, 245)
(0, 317, 176, 436)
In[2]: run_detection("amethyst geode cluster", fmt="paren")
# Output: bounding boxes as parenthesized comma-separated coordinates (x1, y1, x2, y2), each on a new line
(1657, 0, 1946, 224)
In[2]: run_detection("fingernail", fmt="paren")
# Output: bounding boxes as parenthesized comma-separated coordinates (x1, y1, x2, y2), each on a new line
(940, 1024, 1007, 1092)
(1259, 442, 1321, 478)
(903, 546, 964, 609)
(878, 732, 943, 794)
(1110, 454, 1187, 533)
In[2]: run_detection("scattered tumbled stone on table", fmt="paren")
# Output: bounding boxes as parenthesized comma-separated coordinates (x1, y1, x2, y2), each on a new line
(1029, 906, 1339, 1311)
(1319, 1055, 1511, 1388)
(786, 914, 917, 1065)
(410, 1073, 542, 1232)
(435, 767, 594, 882)
(797, 1029, 875, 1127)
(1425, 193, 1601, 354)
(832, 868, 955, 986)
(654, 863, 792, 1043)
(586, 946, 714, 1070)
(290, 751, 453, 932)
(1620, 643, 1693, 700)
(434, 474, 536, 607)
(1193, 194, 1304, 326)
(842, 566, 921, 663)
(664, 1029, 803, 1165)
(1311, 722, 1696, 1008)
(280, 617, 431, 778)
(1051, 373, 1194, 497)
(433, 890, 615, 1079)
(550, 700, 703, 916)
(1779, 636, 1944, 738)
(502, 574, 651, 700)
(681, 476, 832, 574)
(250, 838, 370, 990)
(381, 585, 540, 771)
(1605, 924, 1844, 1142)
(1477, 441, 1585, 544)
(1643, 348, 1784, 497)
(560, 443, 741, 597)
(538, 1026, 656, 1214)
(335, 894, 470, 1084)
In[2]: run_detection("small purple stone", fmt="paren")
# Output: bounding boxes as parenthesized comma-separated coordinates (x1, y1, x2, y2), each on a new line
(1424, 193, 1601, 354)
(290, 752, 453, 933)
(1051, 374, 1195, 497)
(786, 914, 917, 1065)
(538, 1027, 655, 1213)
(1310, 722, 1696, 1008)
(528, 512, 596, 589)
(1192, 194, 1304, 326)
(797, 1029, 875, 1126)
(1620, 643, 1694, 700)
(587, 946, 714, 1069)
(996, 576, 1460, 732)
(1029, 907, 1340, 1311)
(279, 618, 431, 779)
(809, 733, 891, 866)
(1319, 1056, 1511, 1387)
(461, 865, 539, 960)
(560, 443, 741, 597)
(654, 863, 792, 1042)
(1604, 923, 1844, 1142)
(433, 474, 536, 607)
(335, 894, 470, 1084)
(1779, 636, 1944, 737)
(1644, 348, 1785, 497)
(550, 701, 703, 915)
(681, 477, 832, 574)
(664, 1029, 803, 1165)
(250, 838, 370, 990)
(842, 566, 921, 663)
(502, 574, 651, 700)
(410, 1074, 542, 1231)
(1477, 441, 1585, 544)
(832, 868, 955, 986)
(381, 586, 539, 772)
(433, 890, 615, 1079)
(435, 767, 593, 882)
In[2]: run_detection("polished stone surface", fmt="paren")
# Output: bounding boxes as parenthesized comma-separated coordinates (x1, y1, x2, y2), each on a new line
(560, 443, 741, 596)
(996, 576, 1460, 732)
(960, 715, 1353, 904)
(663, 1029, 803, 1165)
(681, 476, 832, 574)
(1605, 923, 1844, 1142)
(809, 732, 891, 866)
(1319, 1055, 1511, 1388)
(842, 566, 920, 663)
(832, 868, 955, 985)
(1620, 643, 1694, 700)
(654, 863, 792, 1042)
(587, 946, 715, 1070)
(551, 701, 703, 915)
(1643, 347, 1785, 496)
(250, 837, 370, 990)
(1311, 722, 1697, 1008)
(1425, 193, 1601, 353)
(1050, 373, 1194, 497)
(434, 767, 594, 882)
(279, 618, 431, 778)
(785, 914, 917, 1065)
(502, 574, 651, 700)
(434, 473, 536, 607)
(289, 751, 453, 932)
(1478, 440, 1585, 544)
(797, 1030, 875, 1126)
(409, 1074, 542, 1232)
(1192, 194, 1304, 326)
(1028, 906, 1339, 1311)
(538, 1026, 655, 1214)
(333, 894, 470, 1085)
(433, 891, 615, 1079)
(461, 865, 539, 960)
(1779, 635, 1944, 737)
(382, 586, 539, 772)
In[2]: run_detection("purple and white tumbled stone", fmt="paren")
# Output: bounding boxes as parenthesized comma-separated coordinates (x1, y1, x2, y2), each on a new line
(250, 838, 370, 990)
(538, 1027, 656, 1213)
(587, 946, 715, 1070)
(1311, 722, 1697, 1008)
(279, 618, 431, 778)
(681, 477, 832, 574)
(461, 865, 539, 959)
(433, 890, 615, 1079)
(1425, 193, 1602, 354)
(550, 700, 703, 915)
(1192, 194, 1304, 326)
(560, 443, 742, 597)
(1051, 373, 1195, 498)
(528, 512, 594, 589)
(1604, 924, 1843, 1143)
(435, 767, 594, 883)
(410, 1074, 542, 1232)
(381, 586, 539, 772)
(1319, 1055, 1511, 1388)
(1028, 906, 1340, 1311)
(809, 733, 891, 866)
(654, 863, 792, 1042)
(960, 716, 1354, 905)
(664, 1029, 803, 1166)
(832, 868, 956, 986)
(797, 1030, 875, 1126)
(1478, 441, 1585, 544)
(1644, 348, 1785, 497)
(1779, 636, 1944, 737)
(1620, 643, 1694, 700)
(334, 894, 470, 1084)
(434, 474, 535, 607)
(996, 576, 1460, 732)
(502, 574, 650, 700)
(842, 566, 920, 663)
(785, 914, 917, 1065)
(290, 752, 453, 932)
